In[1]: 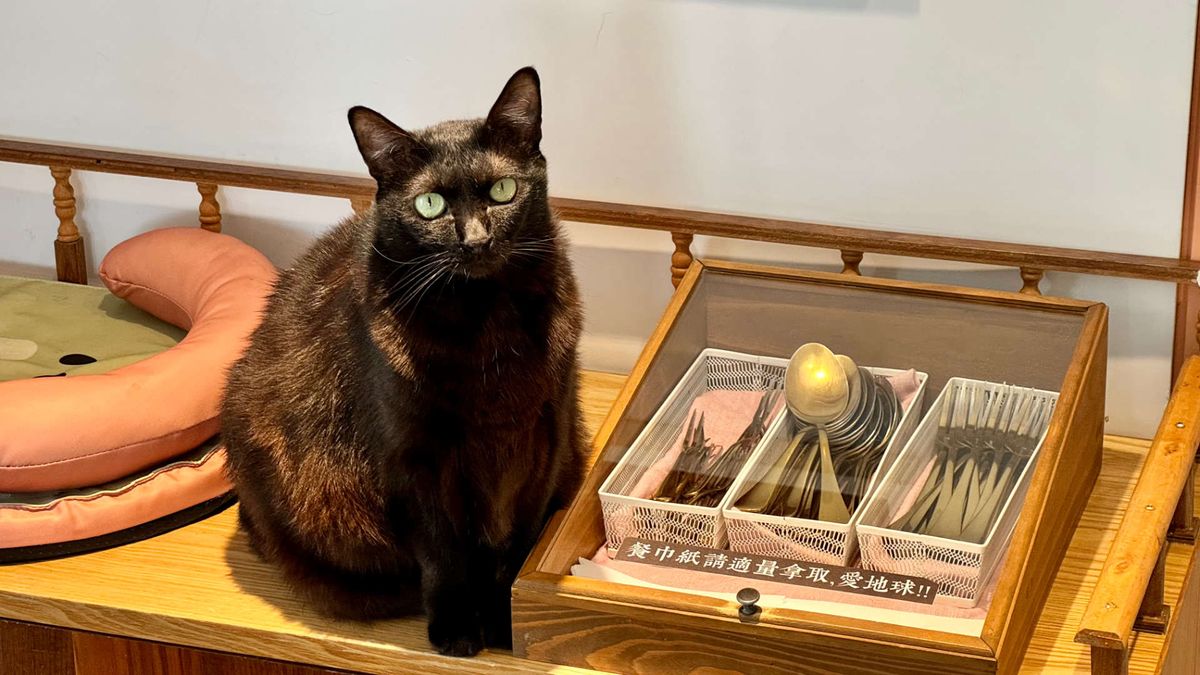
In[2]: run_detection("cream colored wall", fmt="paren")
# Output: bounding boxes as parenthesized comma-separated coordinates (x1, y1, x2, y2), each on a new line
(0, 0, 1194, 437)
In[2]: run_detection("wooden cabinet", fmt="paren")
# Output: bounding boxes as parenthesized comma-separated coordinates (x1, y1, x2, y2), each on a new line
(0, 620, 343, 675)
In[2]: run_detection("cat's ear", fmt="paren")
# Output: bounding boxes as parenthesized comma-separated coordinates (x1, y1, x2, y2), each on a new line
(348, 106, 426, 186)
(484, 67, 542, 156)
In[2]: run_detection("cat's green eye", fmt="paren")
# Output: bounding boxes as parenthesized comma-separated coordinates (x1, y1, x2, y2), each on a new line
(489, 177, 517, 204)
(413, 192, 446, 219)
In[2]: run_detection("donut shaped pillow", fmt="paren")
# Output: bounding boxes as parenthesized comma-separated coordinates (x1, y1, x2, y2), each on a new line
(0, 228, 277, 492)
(0, 438, 233, 560)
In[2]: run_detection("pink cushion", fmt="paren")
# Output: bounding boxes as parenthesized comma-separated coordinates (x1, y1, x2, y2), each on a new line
(0, 444, 229, 549)
(0, 228, 276, 492)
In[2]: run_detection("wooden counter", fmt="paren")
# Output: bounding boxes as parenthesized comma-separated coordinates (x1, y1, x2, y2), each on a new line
(0, 371, 1194, 674)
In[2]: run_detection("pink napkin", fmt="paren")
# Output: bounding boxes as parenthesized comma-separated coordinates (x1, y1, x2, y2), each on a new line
(629, 389, 780, 500)
(887, 369, 921, 413)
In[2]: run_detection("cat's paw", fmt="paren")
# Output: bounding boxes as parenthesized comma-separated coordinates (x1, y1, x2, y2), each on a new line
(428, 617, 484, 657)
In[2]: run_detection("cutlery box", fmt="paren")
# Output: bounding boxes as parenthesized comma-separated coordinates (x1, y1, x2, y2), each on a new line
(512, 260, 1107, 674)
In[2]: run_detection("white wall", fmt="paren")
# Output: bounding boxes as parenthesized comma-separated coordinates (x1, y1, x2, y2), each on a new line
(0, 0, 1194, 437)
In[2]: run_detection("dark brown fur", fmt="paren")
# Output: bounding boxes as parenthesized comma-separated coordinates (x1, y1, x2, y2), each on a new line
(220, 68, 583, 657)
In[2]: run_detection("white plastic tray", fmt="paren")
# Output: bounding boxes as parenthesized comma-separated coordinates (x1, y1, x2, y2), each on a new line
(855, 378, 1057, 606)
(598, 348, 788, 552)
(721, 367, 928, 566)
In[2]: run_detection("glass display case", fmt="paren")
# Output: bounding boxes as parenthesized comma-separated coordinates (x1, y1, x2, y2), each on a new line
(513, 260, 1107, 674)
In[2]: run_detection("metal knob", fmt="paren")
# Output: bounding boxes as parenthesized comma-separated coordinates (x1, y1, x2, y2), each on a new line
(736, 587, 761, 623)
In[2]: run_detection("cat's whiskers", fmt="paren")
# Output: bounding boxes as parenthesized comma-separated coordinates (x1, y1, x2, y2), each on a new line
(515, 240, 557, 249)
(507, 247, 553, 266)
(406, 266, 451, 317)
(372, 244, 445, 267)
(410, 265, 456, 319)
(393, 266, 445, 314)
(387, 270, 447, 319)
(516, 235, 557, 245)
(432, 261, 461, 304)
(375, 248, 449, 295)
(393, 256, 458, 319)
(385, 254, 452, 297)
(514, 244, 556, 253)
(506, 237, 559, 267)
(377, 248, 445, 280)
(386, 270, 440, 308)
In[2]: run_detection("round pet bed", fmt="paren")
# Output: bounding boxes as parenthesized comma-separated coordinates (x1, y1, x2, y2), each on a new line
(0, 227, 276, 557)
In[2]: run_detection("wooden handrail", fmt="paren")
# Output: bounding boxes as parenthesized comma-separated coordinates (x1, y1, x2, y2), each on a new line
(1075, 355, 1200, 670)
(0, 138, 372, 199)
(2, 137, 1199, 284)
(550, 198, 1200, 283)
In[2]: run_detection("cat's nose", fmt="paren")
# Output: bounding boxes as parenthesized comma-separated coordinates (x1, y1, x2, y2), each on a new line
(461, 218, 491, 253)
(462, 236, 491, 254)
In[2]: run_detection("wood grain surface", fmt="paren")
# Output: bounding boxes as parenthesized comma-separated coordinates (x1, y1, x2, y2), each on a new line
(0, 618, 73, 675)
(0, 371, 1194, 674)
(513, 596, 994, 675)
(72, 632, 348, 675)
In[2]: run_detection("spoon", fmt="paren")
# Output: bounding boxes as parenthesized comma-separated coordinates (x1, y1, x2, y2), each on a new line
(836, 354, 863, 413)
(785, 343, 853, 524)
(786, 343, 850, 423)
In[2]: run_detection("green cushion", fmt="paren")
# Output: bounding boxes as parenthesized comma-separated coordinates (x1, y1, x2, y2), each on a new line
(0, 275, 185, 382)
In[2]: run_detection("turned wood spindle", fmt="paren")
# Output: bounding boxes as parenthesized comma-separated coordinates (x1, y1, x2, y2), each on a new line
(350, 196, 373, 215)
(197, 183, 222, 233)
(670, 232, 694, 288)
(50, 166, 87, 284)
(840, 250, 863, 275)
(1019, 267, 1044, 295)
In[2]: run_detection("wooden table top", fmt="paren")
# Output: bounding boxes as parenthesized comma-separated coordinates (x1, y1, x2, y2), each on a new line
(0, 370, 1192, 674)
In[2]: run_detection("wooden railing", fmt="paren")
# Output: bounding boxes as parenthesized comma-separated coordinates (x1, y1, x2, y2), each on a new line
(1075, 357, 1200, 674)
(3, 138, 1200, 295)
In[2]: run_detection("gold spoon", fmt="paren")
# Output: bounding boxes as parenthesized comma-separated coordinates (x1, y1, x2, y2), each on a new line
(785, 343, 853, 524)
(786, 344, 850, 424)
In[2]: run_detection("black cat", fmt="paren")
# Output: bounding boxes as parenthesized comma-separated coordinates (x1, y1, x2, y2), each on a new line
(220, 67, 584, 657)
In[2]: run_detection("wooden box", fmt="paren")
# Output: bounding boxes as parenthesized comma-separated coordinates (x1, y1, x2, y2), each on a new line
(512, 260, 1108, 674)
